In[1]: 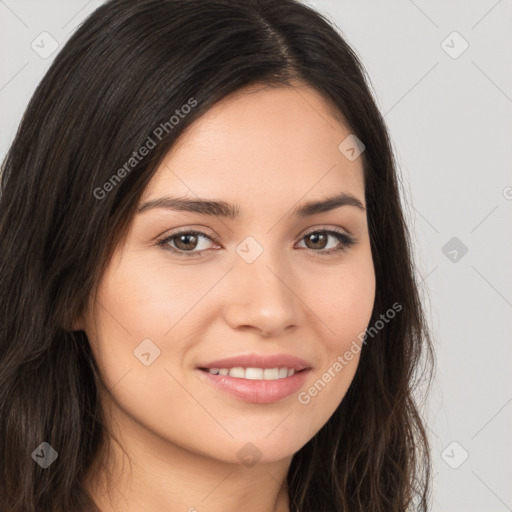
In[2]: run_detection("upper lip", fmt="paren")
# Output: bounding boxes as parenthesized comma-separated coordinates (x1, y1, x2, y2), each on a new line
(197, 353, 311, 371)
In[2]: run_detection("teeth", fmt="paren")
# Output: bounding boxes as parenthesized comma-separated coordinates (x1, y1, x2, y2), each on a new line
(263, 368, 279, 380)
(206, 367, 297, 380)
(245, 367, 263, 380)
(229, 367, 245, 379)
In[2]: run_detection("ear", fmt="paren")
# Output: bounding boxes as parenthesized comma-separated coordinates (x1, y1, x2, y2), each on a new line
(71, 319, 83, 332)
(67, 310, 86, 332)
(66, 302, 91, 332)
(71, 313, 86, 332)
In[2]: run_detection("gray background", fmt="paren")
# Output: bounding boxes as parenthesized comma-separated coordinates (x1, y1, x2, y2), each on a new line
(1, 1, 511, 510)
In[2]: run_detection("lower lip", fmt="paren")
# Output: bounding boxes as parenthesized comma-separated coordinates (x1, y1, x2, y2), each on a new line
(195, 368, 310, 403)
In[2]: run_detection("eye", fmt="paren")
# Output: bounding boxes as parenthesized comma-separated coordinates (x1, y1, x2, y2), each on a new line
(296, 229, 356, 255)
(157, 230, 219, 257)
(156, 227, 356, 258)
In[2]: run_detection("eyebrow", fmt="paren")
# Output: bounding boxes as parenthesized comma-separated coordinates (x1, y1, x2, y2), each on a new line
(137, 191, 366, 217)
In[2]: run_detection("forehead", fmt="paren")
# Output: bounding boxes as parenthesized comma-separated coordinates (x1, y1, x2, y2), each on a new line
(140, 83, 365, 210)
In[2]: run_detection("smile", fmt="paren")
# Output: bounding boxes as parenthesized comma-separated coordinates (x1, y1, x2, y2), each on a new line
(195, 367, 310, 403)
(200, 366, 299, 380)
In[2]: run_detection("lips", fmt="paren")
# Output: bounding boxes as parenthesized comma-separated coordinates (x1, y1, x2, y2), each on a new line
(195, 352, 312, 403)
(197, 353, 311, 372)
(195, 366, 311, 403)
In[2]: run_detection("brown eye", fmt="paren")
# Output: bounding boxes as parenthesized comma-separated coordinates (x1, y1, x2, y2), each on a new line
(298, 229, 356, 255)
(157, 228, 355, 259)
(173, 233, 199, 251)
(157, 230, 218, 257)
(304, 232, 328, 250)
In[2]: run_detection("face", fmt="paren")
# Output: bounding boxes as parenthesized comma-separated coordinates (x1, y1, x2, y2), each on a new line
(77, 82, 375, 466)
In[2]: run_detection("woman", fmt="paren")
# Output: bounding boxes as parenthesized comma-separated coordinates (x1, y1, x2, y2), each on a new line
(0, 0, 433, 510)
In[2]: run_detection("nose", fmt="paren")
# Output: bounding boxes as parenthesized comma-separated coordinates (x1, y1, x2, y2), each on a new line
(222, 251, 301, 338)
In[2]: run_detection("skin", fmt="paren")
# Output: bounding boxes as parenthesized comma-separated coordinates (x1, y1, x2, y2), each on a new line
(77, 81, 376, 512)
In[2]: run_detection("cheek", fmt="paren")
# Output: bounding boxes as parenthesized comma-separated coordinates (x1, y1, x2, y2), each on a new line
(295, 255, 375, 423)
(96, 251, 217, 340)
(83, 262, 202, 446)
(85, 251, 228, 391)
(308, 255, 376, 351)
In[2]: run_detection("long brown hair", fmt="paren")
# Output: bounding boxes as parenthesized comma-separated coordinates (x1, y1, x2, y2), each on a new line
(0, 0, 434, 510)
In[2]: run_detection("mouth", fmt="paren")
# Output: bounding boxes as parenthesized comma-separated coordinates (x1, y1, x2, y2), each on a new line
(195, 365, 311, 403)
(198, 366, 308, 380)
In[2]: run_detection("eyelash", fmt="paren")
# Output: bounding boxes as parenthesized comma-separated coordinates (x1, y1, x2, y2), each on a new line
(156, 228, 356, 258)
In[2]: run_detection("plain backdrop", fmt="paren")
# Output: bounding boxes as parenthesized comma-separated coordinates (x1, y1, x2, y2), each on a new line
(1, 1, 511, 511)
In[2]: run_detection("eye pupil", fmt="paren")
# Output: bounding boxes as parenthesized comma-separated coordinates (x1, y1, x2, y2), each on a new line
(306, 232, 327, 250)
(175, 233, 198, 250)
